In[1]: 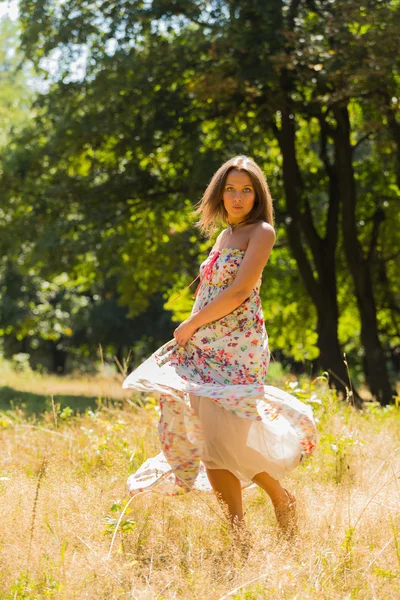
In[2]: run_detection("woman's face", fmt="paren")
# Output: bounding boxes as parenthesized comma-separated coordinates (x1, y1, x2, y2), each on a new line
(222, 169, 256, 224)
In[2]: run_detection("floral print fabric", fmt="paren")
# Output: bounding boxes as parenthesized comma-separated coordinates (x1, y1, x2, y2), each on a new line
(123, 248, 317, 495)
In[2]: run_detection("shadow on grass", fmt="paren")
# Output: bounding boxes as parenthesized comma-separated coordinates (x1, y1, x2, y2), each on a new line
(0, 385, 123, 416)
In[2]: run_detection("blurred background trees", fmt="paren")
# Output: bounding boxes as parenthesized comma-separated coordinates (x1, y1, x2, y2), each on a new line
(0, 0, 399, 403)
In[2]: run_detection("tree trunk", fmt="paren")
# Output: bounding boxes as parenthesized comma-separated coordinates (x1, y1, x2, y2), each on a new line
(271, 1, 362, 404)
(383, 93, 400, 188)
(316, 282, 355, 402)
(49, 341, 67, 374)
(332, 104, 394, 405)
(278, 107, 361, 404)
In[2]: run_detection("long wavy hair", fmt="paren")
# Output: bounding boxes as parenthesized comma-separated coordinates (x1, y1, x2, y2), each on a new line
(194, 155, 274, 237)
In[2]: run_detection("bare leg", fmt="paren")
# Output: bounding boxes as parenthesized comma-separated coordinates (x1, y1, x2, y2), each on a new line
(252, 471, 287, 504)
(252, 471, 297, 537)
(206, 468, 243, 529)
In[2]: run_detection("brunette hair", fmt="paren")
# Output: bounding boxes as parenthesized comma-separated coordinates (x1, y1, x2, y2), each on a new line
(194, 155, 274, 236)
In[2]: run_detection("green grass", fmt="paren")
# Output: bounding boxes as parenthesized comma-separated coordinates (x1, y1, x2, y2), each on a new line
(0, 384, 102, 415)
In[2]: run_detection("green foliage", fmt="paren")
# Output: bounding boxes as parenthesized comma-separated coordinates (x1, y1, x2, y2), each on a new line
(342, 526, 356, 570)
(264, 251, 319, 361)
(0, 0, 398, 389)
(103, 499, 136, 536)
(0, 385, 99, 415)
(9, 570, 61, 599)
(0, 257, 176, 370)
(79, 413, 134, 469)
(0, 16, 34, 148)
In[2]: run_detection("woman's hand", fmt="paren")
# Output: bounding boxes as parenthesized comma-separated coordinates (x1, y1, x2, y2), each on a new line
(173, 317, 197, 347)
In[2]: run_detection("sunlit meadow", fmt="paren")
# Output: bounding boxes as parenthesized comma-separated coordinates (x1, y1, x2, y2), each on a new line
(0, 363, 399, 599)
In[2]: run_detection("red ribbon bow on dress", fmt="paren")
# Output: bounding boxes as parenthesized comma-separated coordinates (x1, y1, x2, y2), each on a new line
(193, 250, 220, 298)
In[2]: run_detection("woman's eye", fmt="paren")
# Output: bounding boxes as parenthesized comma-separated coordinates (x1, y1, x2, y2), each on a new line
(244, 188, 251, 193)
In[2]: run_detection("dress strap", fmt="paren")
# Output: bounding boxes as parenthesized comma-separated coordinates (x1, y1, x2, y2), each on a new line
(168, 273, 200, 305)
(169, 251, 220, 305)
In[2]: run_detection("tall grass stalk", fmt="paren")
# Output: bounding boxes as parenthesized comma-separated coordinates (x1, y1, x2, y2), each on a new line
(26, 454, 48, 573)
(343, 352, 355, 407)
(50, 395, 58, 428)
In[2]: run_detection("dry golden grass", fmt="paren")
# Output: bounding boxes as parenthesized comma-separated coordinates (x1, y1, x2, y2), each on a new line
(0, 370, 399, 599)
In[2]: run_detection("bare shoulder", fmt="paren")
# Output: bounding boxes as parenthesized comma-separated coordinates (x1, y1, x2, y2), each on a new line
(212, 229, 226, 250)
(249, 221, 276, 245)
(216, 229, 227, 240)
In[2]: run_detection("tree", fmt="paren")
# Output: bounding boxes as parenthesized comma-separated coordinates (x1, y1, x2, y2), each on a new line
(1, 0, 398, 400)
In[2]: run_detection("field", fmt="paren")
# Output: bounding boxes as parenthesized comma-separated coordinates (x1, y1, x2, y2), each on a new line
(0, 366, 399, 599)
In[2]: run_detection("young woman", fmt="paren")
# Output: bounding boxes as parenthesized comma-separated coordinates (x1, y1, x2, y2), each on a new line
(123, 155, 317, 539)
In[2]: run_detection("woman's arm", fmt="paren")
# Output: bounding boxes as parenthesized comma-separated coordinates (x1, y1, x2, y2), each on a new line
(173, 223, 275, 346)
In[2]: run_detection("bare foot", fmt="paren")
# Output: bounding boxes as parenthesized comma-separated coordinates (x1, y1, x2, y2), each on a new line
(273, 488, 298, 540)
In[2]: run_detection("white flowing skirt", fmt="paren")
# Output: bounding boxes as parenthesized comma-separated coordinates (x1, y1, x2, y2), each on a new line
(122, 344, 317, 496)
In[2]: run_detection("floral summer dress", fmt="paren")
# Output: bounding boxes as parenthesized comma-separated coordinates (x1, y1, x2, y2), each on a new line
(122, 247, 317, 496)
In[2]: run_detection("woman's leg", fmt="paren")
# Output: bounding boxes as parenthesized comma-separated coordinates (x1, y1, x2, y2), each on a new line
(252, 471, 288, 504)
(206, 468, 243, 528)
(252, 471, 297, 536)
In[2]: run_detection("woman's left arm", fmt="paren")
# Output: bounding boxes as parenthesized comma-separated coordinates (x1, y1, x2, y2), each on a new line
(173, 223, 275, 346)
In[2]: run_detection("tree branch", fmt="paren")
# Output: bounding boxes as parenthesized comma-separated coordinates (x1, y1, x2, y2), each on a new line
(367, 208, 385, 263)
(352, 131, 374, 152)
(287, 0, 302, 28)
(318, 114, 339, 255)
